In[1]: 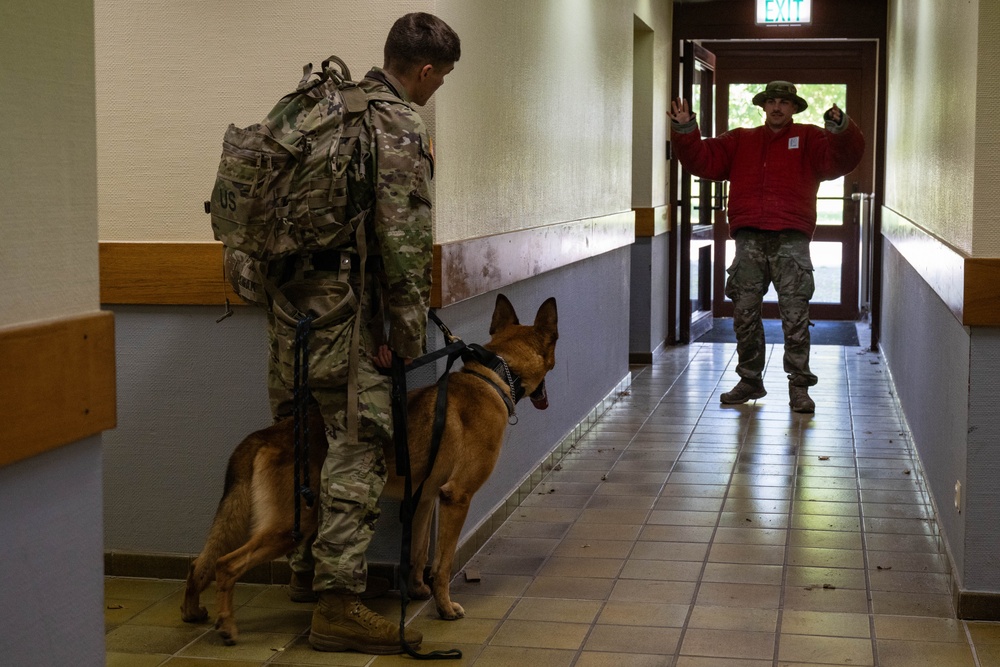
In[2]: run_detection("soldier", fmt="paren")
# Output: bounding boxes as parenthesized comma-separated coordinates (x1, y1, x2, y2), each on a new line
(265, 13, 460, 654)
(669, 81, 865, 413)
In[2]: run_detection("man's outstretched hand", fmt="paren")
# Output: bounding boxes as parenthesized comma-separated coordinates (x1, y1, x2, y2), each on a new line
(669, 97, 693, 124)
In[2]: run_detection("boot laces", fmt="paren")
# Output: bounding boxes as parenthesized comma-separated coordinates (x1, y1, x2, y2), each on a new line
(349, 599, 394, 632)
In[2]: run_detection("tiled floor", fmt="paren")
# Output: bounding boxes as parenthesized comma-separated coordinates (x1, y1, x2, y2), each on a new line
(106, 340, 1000, 666)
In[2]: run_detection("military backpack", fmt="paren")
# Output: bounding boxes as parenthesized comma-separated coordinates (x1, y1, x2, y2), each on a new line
(205, 55, 393, 306)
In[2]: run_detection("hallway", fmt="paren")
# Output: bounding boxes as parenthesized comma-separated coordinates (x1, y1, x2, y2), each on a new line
(105, 340, 1000, 666)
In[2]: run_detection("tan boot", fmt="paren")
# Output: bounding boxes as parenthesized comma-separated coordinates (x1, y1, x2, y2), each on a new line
(789, 385, 815, 413)
(309, 591, 422, 654)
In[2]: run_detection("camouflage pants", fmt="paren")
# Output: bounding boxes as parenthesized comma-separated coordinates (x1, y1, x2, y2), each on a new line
(724, 229, 818, 387)
(266, 276, 391, 594)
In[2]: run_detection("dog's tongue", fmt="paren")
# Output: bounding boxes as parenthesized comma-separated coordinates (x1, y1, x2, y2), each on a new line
(529, 382, 549, 410)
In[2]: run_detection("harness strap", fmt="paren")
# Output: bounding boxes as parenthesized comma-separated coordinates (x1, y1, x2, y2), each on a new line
(391, 346, 463, 661)
(460, 368, 516, 418)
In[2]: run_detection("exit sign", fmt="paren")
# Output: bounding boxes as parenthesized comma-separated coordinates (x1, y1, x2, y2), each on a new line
(756, 0, 812, 25)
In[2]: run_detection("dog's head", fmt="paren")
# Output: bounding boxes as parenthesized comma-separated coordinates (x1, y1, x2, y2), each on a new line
(486, 294, 558, 410)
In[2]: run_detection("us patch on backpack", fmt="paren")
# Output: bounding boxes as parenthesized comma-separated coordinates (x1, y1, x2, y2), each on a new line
(205, 55, 370, 263)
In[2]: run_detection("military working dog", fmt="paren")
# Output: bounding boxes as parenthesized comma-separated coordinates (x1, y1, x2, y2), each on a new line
(181, 294, 558, 644)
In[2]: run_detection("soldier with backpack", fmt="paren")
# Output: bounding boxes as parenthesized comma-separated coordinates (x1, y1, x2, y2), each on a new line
(210, 13, 459, 654)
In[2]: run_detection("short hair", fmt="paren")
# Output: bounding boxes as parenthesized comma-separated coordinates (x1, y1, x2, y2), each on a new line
(384, 12, 461, 72)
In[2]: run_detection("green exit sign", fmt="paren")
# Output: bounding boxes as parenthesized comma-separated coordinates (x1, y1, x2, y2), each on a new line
(756, 0, 812, 25)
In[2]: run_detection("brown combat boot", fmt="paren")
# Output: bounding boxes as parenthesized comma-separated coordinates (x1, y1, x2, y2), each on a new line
(720, 379, 767, 404)
(309, 591, 422, 654)
(789, 385, 815, 413)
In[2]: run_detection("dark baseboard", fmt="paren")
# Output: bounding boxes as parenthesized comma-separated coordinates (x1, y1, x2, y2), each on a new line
(955, 581, 1000, 620)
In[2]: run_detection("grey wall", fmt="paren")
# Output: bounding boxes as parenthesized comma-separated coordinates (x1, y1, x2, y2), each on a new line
(0, 440, 105, 665)
(104, 248, 632, 562)
(966, 327, 1000, 591)
(879, 242, 969, 581)
(630, 234, 670, 357)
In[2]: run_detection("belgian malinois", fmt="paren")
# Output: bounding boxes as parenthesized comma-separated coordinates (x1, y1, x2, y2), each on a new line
(181, 294, 558, 644)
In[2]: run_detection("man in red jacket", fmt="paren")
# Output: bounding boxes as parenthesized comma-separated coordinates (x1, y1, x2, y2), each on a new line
(669, 81, 865, 413)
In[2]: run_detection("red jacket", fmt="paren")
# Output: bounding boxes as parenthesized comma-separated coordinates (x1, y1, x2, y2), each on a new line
(671, 118, 865, 238)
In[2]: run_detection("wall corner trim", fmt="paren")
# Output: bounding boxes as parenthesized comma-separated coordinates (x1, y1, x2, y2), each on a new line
(880, 207, 1000, 327)
(634, 205, 671, 237)
(0, 311, 117, 468)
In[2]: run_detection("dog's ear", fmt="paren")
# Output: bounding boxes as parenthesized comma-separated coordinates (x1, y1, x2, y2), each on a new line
(533, 297, 558, 339)
(490, 293, 519, 334)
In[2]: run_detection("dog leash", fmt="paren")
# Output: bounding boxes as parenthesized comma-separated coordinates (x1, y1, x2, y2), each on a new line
(291, 317, 317, 543)
(390, 311, 467, 660)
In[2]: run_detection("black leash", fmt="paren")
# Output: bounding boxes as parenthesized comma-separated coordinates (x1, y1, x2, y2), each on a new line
(390, 311, 466, 660)
(291, 317, 317, 542)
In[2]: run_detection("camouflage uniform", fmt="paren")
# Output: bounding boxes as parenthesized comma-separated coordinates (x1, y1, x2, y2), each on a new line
(725, 229, 817, 387)
(267, 67, 433, 593)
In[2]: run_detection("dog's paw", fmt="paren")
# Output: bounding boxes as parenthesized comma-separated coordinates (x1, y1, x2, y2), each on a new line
(411, 582, 432, 600)
(181, 606, 209, 623)
(215, 618, 238, 645)
(436, 601, 466, 620)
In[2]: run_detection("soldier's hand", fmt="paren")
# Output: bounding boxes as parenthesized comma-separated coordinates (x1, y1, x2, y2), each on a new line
(669, 98, 692, 124)
(372, 344, 394, 369)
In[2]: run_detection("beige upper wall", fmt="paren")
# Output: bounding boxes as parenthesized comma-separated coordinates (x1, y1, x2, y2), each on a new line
(432, 0, 635, 242)
(886, 0, 999, 257)
(2, 1, 98, 328)
(96, 0, 652, 246)
(973, 0, 1000, 255)
(95, 0, 431, 242)
(632, 0, 672, 210)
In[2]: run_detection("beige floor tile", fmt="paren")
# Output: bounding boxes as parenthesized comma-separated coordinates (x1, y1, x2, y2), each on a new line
(786, 565, 868, 590)
(695, 582, 782, 609)
(638, 524, 716, 542)
(874, 615, 967, 642)
(583, 624, 681, 654)
(522, 575, 615, 600)
(105, 624, 209, 655)
(708, 542, 786, 565)
(677, 658, 771, 667)
(781, 610, 871, 638)
(778, 634, 874, 665)
(688, 605, 778, 632)
(106, 653, 171, 667)
(967, 620, 1000, 644)
(161, 658, 276, 667)
(507, 597, 602, 624)
(409, 616, 499, 645)
(575, 652, 673, 667)
(620, 558, 704, 582)
(596, 599, 689, 627)
(681, 628, 775, 660)
(713, 527, 787, 545)
(464, 645, 576, 667)
(870, 590, 958, 618)
(631, 540, 710, 561)
(876, 638, 977, 666)
(551, 538, 633, 559)
(611, 578, 697, 605)
(783, 586, 870, 614)
(974, 643, 1000, 666)
(177, 629, 299, 660)
(788, 546, 865, 569)
(789, 528, 863, 550)
(702, 562, 783, 586)
(489, 618, 590, 650)
(536, 555, 624, 578)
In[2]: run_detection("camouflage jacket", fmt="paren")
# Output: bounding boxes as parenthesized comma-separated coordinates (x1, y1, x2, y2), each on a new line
(350, 67, 434, 359)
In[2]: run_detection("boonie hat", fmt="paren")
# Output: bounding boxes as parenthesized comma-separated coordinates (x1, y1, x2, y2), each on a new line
(751, 81, 808, 112)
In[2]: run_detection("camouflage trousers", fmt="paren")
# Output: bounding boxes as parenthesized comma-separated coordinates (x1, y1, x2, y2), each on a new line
(724, 229, 818, 388)
(266, 277, 391, 594)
